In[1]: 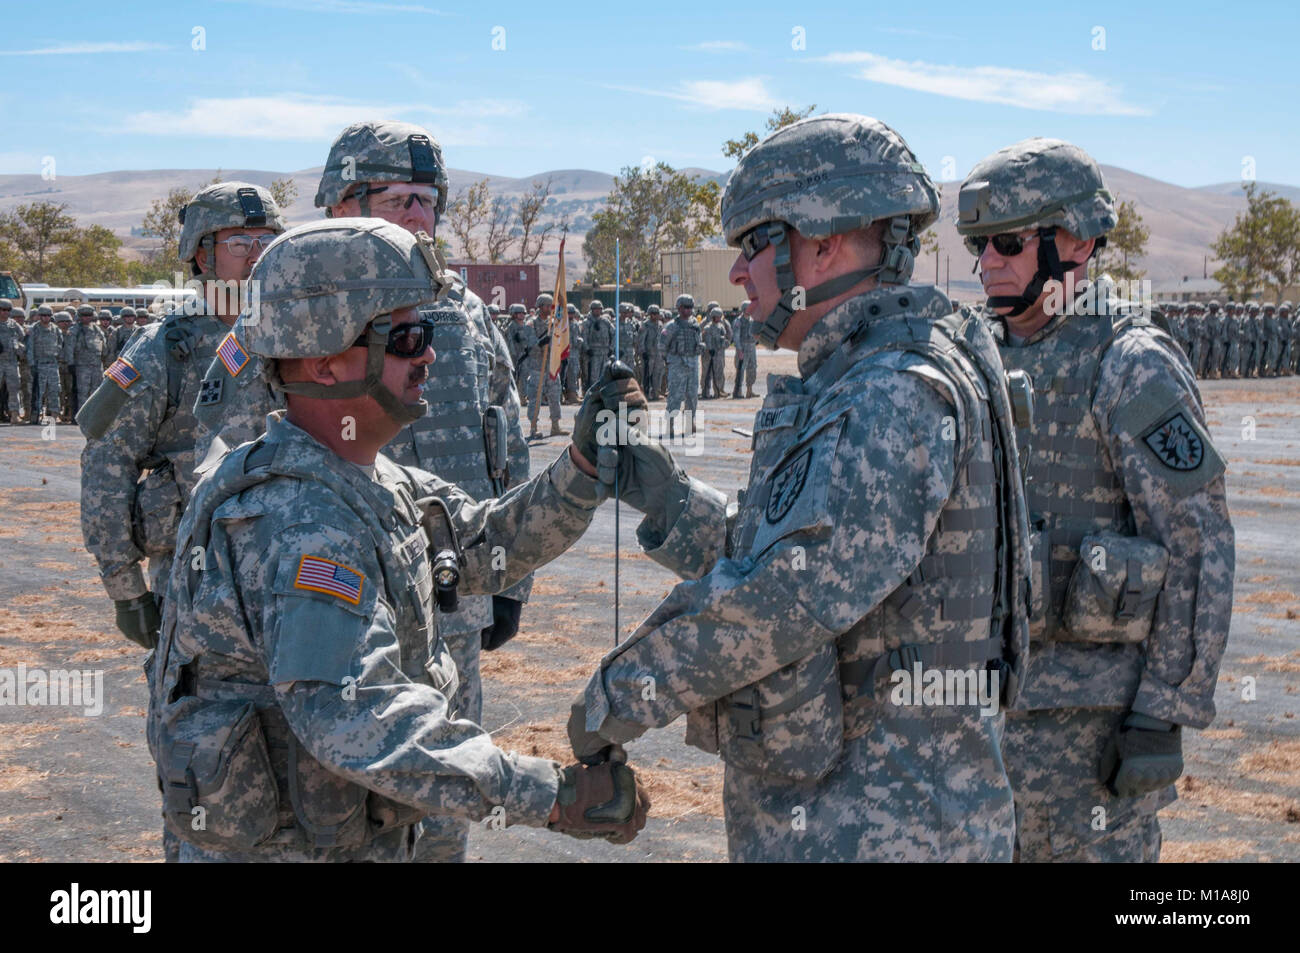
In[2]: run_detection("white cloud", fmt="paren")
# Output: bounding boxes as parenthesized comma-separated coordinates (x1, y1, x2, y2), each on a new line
(217, 0, 447, 13)
(680, 40, 751, 53)
(0, 42, 168, 56)
(818, 51, 1150, 116)
(119, 95, 520, 145)
(604, 78, 779, 112)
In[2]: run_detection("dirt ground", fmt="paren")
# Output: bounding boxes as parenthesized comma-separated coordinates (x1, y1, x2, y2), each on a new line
(0, 350, 1296, 862)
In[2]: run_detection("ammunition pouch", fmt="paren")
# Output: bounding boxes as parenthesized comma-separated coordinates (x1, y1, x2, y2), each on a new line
(1062, 531, 1169, 644)
(132, 464, 183, 560)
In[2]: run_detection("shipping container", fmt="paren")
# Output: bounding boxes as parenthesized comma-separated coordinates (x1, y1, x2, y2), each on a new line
(448, 262, 540, 311)
(659, 248, 745, 313)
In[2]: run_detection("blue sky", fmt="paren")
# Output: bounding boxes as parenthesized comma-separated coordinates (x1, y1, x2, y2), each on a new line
(2, 0, 1297, 187)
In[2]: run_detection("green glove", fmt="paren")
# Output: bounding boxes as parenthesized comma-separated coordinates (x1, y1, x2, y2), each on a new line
(114, 592, 161, 650)
(1099, 712, 1184, 797)
(571, 361, 642, 473)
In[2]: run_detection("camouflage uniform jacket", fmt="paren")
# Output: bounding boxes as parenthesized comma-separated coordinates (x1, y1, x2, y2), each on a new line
(0, 317, 25, 365)
(26, 322, 62, 364)
(991, 278, 1234, 728)
(70, 322, 107, 366)
(702, 320, 731, 353)
(579, 285, 1024, 782)
(150, 413, 604, 860)
(661, 316, 701, 361)
(80, 305, 229, 600)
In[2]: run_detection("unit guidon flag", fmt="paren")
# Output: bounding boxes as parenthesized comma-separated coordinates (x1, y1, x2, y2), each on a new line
(294, 555, 364, 605)
(216, 331, 250, 377)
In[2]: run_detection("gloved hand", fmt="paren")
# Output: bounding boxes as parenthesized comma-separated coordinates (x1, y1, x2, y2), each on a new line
(1099, 712, 1184, 797)
(568, 692, 617, 765)
(114, 592, 161, 650)
(571, 361, 643, 473)
(548, 760, 650, 844)
(480, 595, 523, 651)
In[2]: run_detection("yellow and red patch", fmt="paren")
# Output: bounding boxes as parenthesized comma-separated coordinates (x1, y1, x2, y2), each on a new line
(293, 555, 364, 605)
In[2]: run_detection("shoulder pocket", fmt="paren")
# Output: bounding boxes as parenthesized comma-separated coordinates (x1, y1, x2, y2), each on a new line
(270, 552, 375, 686)
(748, 414, 847, 560)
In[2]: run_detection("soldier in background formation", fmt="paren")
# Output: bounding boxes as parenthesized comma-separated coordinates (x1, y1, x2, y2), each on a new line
(583, 299, 614, 387)
(0, 298, 24, 424)
(700, 306, 730, 398)
(563, 302, 583, 402)
(639, 304, 665, 400)
(731, 299, 757, 398)
(1162, 299, 1295, 378)
(661, 292, 701, 435)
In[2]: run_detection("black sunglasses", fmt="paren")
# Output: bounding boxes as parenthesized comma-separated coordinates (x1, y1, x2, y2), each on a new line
(352, 317, 435, 358)
(964, 231, 1040, 257)
(738, 222, 774, 261)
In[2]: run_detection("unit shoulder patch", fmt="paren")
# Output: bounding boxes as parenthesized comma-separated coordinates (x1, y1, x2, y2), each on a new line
(766, 446, 813, 524)
(1142, 411, 1204, 471)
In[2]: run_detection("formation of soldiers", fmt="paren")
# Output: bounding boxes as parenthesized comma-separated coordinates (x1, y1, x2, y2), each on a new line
(0, 298, 154, 424)
(1165, 299, 1299, 377)
(492, 294, 760, 429)
(0, 111, 1242, 865)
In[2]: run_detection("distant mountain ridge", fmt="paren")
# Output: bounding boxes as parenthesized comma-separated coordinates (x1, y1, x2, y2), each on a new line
(1, 165, 1292, 293)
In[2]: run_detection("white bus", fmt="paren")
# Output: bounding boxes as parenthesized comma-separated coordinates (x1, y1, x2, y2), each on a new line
(20, 284, 197, 316)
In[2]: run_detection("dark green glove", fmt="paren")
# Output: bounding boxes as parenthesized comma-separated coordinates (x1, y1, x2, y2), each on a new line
(1099, 712, 1184, 797)
(480, 595, 523, 651)
(571, 360, 642, 473)
(114, 592, 161, 650)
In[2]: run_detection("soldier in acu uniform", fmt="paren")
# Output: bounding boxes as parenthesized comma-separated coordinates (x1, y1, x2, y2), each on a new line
(69, 304, 108, 415)
(584, 299, 614, 387)
(28, 307, 64, 424)
(569, 114, 1033, 862)
(731, 299, 758, 398)
(702, 306, 731, 399)
(148, 219, 648, 862)
(661, 293, 702, 435)
(639, 304, 665, 400)
(0, 299, 25, 423)
(957, 138, 1234, 862)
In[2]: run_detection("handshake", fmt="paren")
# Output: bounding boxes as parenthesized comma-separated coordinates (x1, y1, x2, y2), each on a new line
(547, 695, 652, 844)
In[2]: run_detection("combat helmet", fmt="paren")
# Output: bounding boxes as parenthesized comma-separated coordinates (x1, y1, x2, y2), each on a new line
(721, 113, 940, 347)
(536, 292, 554, 308)
(315, 120, 449, 217)
(957, 138, 1116, 316)
(239, 218, 446, 425)
(509, 303, 527, 316)
(675, 293, 694, 311)
(588, 299, 604, 312)
(178, 181, 285, 278)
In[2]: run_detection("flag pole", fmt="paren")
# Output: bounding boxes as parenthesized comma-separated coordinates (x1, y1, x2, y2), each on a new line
(614, 237, 621, 645)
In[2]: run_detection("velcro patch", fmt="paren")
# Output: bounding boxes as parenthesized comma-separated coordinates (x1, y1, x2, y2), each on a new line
(216, 332, 249, 377)
(197, 376, 224, 406)
(294, 555, 364, 605)
(104, 357, 140, 390)
(766, 447, 813, 524)
(1143, 412, 1204, 471)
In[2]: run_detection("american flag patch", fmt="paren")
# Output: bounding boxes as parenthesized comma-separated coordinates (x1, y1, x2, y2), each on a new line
(294, 555, 364, 605)
(216, 332, 249, 377)
(104, 357, 140, 390)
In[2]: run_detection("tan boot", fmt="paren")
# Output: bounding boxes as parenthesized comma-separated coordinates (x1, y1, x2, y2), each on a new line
(550, 421, 569, 436)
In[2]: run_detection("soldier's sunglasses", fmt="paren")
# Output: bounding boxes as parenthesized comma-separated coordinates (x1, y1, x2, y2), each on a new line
(352, 317, 436, 357)
(216, 234, 279, 257)
(738, 222, 773, 261)
(963, 232, 1036, 257)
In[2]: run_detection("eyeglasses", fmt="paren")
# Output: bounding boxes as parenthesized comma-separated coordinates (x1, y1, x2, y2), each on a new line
(362, 186, 437, 215)
(352, 317, 436, 358)
(963, 232, 1039, 258)
(738, 222, 774, 262)
(216, 234, 279, 257)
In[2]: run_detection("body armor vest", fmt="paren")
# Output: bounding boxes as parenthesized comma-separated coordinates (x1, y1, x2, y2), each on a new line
(151, 432, 452, 851)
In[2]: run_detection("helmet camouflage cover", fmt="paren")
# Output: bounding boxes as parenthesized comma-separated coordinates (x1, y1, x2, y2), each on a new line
(315, 119, 449, 214)
(178, 181, 286, 272)
(675, 294, 694, 310)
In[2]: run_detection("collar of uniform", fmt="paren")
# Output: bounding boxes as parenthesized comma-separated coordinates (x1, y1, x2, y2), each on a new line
(999, 277, 1123, 347)
(797, 284, 951, 380)
(264, 412, 386, 488)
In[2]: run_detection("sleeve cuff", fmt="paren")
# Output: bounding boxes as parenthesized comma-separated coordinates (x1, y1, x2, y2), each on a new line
(501, 754, 563, 827)
(101, 563, 148, 601)
(637, 475, 728, 580)
(584, 671, 648, 745)
(547, 447, 603, 510)
(1132, 672, 1215, 729)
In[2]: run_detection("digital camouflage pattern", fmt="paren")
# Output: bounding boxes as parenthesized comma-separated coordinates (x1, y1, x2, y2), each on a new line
(26, 318, 62, 418)
(661, 315, 701, 424)
(313, 119, 449, 213)
(731, 308, 757, 397)
(69, 320, 107, 414)
(0, 315, 24, 414)
(702, 314, 731, 398)
(151, 413, 604, 861)
(577, 284, 1022, 862)
(177, 182, 285, 271)
(988, 276, 1235, 861)
(80, 306, 228, 600)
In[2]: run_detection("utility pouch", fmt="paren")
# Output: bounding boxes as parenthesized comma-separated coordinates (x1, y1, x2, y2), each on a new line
(132, 465, 183, 560)
(1062, 532, 1169, 643)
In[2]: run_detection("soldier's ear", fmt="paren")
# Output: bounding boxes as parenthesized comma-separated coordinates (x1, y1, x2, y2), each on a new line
(194, 245, 209, 272)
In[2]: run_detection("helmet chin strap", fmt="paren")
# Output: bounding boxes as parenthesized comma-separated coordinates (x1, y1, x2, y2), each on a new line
(985, 226, 1081, 318)
(755, 217, 919, 349)
(275, 315, 428, 425)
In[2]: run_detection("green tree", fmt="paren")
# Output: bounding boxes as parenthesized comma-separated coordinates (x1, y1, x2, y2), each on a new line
(1212, 182, 1300, 301)
(583, 163, 720, 284)
(1093, 198, 1150, 282)
(46, 225, 126, 286)
(269, 176, 298, 212)
(0, 201, 77, 281)
(722, 105, 817, 161)
(141, 186, 192, 272)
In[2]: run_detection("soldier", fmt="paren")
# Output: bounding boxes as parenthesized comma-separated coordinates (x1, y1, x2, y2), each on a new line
(1260, 303, 1280, 378)
(509, 300, 559, 439)
(584, 299, 614, 386)
(563, 302, 583, 401)
(113, 306, 139, 357)
(531, 293, 566, 437)
(0, 298, 25, 424)
(731, 299, 757, 398)
(1203, 300, 1225, 379)
(78, 181, 285, 657)
(55, 311, 75, 421)
(26, 306, 62, 424)
(639, 304, 665, 400)
(569, 113, 1031, 862)
(68, 304, 108, 415)
(957, 138, 1234, 862)
(97, 309, 115, 368)
(148, 218, 649, 863)
(701, 306, 730, 400)
(1223, 302, 1243, 379)
(661, 293, 702, 435)
(12, 306, 34, 420)
(1184, 302, 1205, 376)
(1242, 302, 1260, 377)
(1278, 302, 1294, 376)
(617, 302, 638, 380)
